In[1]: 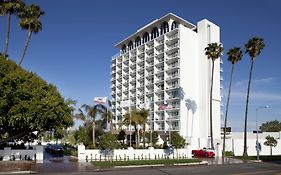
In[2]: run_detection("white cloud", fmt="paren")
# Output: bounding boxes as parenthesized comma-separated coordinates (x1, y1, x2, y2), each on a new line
(234, 77, 276, 87)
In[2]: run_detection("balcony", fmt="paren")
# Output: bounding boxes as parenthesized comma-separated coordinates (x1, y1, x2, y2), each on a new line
(166, 34, 179, 45)
(167, 116, 180, 120)
(166, 84, 179, 91)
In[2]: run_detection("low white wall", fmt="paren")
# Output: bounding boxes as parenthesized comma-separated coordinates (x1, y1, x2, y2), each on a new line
(225, 138, 281, 156)
(0, 145, 43, 161)
(78, 145, 192, 162)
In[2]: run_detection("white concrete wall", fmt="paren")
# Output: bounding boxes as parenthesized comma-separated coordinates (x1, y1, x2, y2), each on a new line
(196, 19, 221, 146)
(224, 138, 281, 156)
(224, 132, 281, 156)
(178, 24, 199, 139)
(78, 145, 192, 162)
(0, 145, 43, 161)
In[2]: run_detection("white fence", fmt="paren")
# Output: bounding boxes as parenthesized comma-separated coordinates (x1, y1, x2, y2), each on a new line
(78, 145, 194, 162)
(0, 145, 43, 161)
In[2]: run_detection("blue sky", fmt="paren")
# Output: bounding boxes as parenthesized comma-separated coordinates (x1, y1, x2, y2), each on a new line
(2, 0, 281, 131)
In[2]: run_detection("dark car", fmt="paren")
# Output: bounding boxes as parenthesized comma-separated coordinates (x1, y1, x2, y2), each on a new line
(45, 144, 64, 155)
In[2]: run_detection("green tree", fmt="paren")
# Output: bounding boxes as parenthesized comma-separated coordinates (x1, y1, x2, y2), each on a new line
(222, 47, 242, 157)
(0, 1, 7, 51)
(0, 56, 73, 142)
(151, 131, 158, 147)
(260, 120, 281, 132)
(18, 4, 44, 66)
(264, 135, 278, 156)
(170, 131, 185, 149)
(79, 104, 99, 147)
(138, 108, 149, 147)
(243, 37, 265, 157)
(2, 0, 25, 58)
(73, 125, 92, 147)
(100, 109, 113, 131)
(123, 109, 141, 147)
(117, 129, 126, 144)
(204, 42, 224, 149)
(99, 132, 119, 150)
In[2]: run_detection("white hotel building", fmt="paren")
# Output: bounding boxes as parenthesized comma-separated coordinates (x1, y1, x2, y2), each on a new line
(110, 13, 222, 148)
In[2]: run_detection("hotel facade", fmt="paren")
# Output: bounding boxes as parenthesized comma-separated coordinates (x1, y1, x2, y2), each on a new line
(110, 13, 222, 148)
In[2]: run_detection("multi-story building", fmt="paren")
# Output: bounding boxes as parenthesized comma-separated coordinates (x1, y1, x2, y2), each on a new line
(110, 13, 222, 148)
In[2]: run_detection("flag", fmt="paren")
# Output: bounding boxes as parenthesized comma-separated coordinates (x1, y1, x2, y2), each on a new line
(94, 97, 107, 104)
(158, 103, 168, 110)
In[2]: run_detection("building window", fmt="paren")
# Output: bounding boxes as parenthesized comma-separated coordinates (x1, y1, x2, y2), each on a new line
(161, 22, 169, 35)
(121, 44, 126, 53)
(128, 41, 134, 50)
(135, 37, 141, 47)
(151, 27, 159, 40)
(171, 21, 178, 30)
(142, 32, 150, 44)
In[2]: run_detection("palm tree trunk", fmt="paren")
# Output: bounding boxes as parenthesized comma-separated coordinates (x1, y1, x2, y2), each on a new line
(92, 121, 96, 147)
(143, 124, 146, 148)
(223, 64, 235, 157)
(270, 146, 272, 156)
(19, 30, 32, 66)
(4, 13, 11, 58)
(210, 60, 215, 149)
(243, 59, 254, 157)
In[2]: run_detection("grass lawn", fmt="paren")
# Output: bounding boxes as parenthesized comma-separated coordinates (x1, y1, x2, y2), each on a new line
(92, 159, 201, 168)
(235, 155, 281, 161)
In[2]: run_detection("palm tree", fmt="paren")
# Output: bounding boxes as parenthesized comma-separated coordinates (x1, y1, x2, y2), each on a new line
(79, 104, 103, 147)
(100, 110, 113, 131)
(243, 37, 265, 157)
(18, 4, 44, 66)
(123, 109, 141, 147)
(204, 43, 223, 149)
(222, 47, 242, 157)
(2, 0, 25, 58)
(138, 108, 149, 147)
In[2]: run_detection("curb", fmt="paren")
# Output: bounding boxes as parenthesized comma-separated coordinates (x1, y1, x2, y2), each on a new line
(0, 171, 37, 174)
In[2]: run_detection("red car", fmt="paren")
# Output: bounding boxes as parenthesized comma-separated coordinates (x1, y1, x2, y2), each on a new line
(192, 148, 215, 158)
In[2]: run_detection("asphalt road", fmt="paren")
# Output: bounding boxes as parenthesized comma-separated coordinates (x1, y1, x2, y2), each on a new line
(30, 162, 281, 175)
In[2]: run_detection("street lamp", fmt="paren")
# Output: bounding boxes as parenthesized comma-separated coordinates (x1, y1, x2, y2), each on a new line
(256, 105, 269, 161)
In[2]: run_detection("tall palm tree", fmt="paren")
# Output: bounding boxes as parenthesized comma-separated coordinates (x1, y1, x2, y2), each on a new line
(204, 43, 224, 149)
(222, 47, 242, 157)
(2, 0, 25, 58)
(18, 4, 44, 66)
(242, 37, 265, 157)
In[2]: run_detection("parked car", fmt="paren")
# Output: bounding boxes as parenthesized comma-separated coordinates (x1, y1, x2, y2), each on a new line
(192, 148, 215, 158)
(45, 144, 64, 155)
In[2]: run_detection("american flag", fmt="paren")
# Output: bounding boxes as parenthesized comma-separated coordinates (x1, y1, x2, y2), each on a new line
(158, 103, 169, 110)
(94, 97, 107, 104)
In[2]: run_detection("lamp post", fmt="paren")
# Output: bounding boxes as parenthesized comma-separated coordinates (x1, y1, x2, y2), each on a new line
(256, 105, 269, 161)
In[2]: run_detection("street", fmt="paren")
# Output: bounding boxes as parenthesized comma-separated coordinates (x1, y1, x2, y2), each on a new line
(28, 162, 281, 175)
